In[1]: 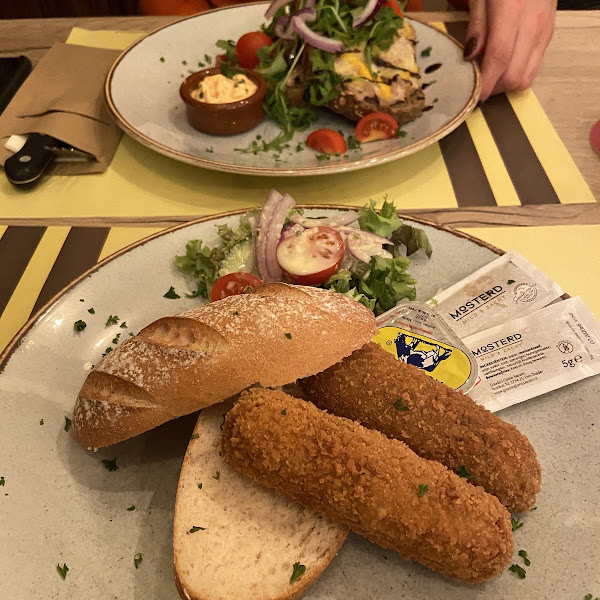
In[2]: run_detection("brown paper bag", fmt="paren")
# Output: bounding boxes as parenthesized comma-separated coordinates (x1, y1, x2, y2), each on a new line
(0, 43, 123, 175)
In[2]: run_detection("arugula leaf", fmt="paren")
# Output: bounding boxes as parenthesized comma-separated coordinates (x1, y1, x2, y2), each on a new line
(290, 562, 306, 584)
(215, 39, 236, 63)
(306, 49, 343, 106)
(391, 224, 433, 258)
(358, 199, 402, 238)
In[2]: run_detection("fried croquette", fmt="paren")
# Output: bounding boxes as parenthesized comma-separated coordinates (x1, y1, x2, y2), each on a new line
(298, 342, 541, 513)
(222, 387, 514, 584)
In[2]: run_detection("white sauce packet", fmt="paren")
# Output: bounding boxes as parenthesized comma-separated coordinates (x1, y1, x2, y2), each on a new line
(464, 297, 600, 412)
(432, 250, 564, 338)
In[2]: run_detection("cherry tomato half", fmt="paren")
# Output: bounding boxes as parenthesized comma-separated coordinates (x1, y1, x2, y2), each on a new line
(383, 0, 403, 17)
(276, 226, 345, 285)
(306, 129, 347, 155)
(235, 32, 273, 69)
(355, 112, 399, 142)
(210, 272, 264, 302)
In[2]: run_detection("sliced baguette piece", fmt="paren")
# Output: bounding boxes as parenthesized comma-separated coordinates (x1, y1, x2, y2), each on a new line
(72, 283, 377, 448)
(173, 399, 348, 600)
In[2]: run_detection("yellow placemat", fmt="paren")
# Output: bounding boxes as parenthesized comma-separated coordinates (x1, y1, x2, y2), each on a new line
(0, 26, 594, 220)
(460, 224, 600, 318)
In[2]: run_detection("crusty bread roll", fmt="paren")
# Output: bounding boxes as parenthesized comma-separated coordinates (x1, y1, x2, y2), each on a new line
(173, 399, 348, 600)
(72, 283, 377, 448)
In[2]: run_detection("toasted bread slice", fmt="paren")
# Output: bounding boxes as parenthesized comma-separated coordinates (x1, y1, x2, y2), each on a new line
(173, 399, 348, 600)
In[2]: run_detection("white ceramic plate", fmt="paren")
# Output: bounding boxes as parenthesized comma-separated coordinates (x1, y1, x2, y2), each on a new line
(105, 3, 480, 176)
(1, 209, 598, 599)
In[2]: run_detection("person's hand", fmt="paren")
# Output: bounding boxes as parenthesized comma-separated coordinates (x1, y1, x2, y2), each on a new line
(463, 0, 557, 102)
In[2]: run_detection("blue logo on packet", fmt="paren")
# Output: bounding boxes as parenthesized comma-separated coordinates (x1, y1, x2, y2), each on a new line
(394, 333, 453, 373)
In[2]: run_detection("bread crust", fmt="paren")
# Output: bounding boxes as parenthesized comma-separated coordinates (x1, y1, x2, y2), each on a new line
(72, 284, 377, 448)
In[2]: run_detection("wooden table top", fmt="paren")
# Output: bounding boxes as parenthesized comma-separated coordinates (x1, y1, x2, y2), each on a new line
(0, 10, 598, 227)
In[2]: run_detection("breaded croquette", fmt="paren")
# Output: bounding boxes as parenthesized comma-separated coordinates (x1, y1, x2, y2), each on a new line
(222, 388, 514, 584)
(299, 342, 541, 513)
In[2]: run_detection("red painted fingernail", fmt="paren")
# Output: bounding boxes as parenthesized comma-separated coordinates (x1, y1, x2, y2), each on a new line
(591, 119, 600, 158)
(463, 37, 477, 59)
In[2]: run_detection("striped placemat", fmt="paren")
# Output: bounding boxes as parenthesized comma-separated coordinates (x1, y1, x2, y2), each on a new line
(2, 222, 599, 355)
(0, 23, 594, 223)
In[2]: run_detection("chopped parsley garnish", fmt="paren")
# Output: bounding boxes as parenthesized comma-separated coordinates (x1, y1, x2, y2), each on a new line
(421, 46, 432, 57)
(198, 483, 203, 490)
(584, 595, 600, 600)
(204, 54, 211, 64)
(316, 153, 331, 161)
(393, 399, 409, 411)
(79, 298, 84, 302)
(507, 279, 515, 285)
(182, 60, 188, 65)
(134, 553, 143, 569)
(56, 563, 69, 580)
(101, 457, 119, 472)
(120, 322, 128, 328)
(530, 506, 537, 511)
(206, 147, 214, 153)
(0, 476, 5, 486)
(511, 517, 523, 531)
(160, 57, 165, 63)
(197, 60, 205, 68)
(106, 315, 119, 326)
(88, 308, 95, 314)
(518, 549, 531, 566)
(164, 286, 180, 299)
(295, 142, 304, 152)
(281, 409, 287, 416)
(433, 98, 438, 103)
(418, 484, 429, 497)
(40, 419, 44, 426)
(127, 505, 136, 511)
(232, 311, 239, 316)
(285, 332, 292, 339)
(396, 129, 408, 138)
(188, 526, 206, 533)
(346, 135, 361, 151)
(102, 347, 113, 357)
(290, 562, 306, 584)
(457, 466, 473, 479)
(190, 433, 200, 440)
(64, 417, 72, 432)
(112, 333, 121, 345)
(74, 320, 87, 332)
(212, 470, 220, 480)
(508, 564, 526, 579)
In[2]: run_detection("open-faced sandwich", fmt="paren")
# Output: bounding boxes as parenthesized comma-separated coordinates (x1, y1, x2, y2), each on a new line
(185, 0, 426, 152)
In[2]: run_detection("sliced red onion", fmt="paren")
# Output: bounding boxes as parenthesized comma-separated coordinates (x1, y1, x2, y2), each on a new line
(291, 16, 344, 53)
(280, 223, 306, 240)
(335, 226, 393, 244)
(256, 189, 282, 281)
(275, 15, 294, 40)
(352, 0, 382, 28)
(295, 6, 316, 22)
(289, 212, 359, 228)
(345, 229, 393, 263)
(265, 0, 295, 20)
(264, 192, 296, 280)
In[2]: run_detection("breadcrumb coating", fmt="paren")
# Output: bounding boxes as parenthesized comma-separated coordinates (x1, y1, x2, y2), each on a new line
(222, 388, 514, 584)
(299, 342, 541, 513)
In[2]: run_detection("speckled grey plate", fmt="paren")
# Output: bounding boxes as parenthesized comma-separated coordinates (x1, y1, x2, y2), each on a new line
(105, 3, 480, 176)
(0, 208, 598, 599)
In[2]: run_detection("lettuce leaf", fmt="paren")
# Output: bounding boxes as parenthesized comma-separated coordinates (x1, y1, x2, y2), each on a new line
(358, 198, 402, 238)
(391, 224, 433, 258)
